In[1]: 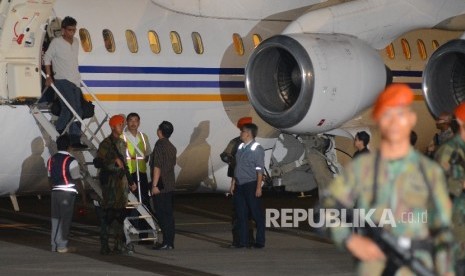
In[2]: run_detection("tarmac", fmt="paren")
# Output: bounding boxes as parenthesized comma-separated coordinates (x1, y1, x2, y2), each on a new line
(0, 192, 355, 276)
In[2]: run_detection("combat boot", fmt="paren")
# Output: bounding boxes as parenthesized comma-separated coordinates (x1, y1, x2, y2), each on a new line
(100, 243, 111, 255)
(113, 239, 131, 255)
(100, 236, 110, 255)
(113, 238, 123, 254)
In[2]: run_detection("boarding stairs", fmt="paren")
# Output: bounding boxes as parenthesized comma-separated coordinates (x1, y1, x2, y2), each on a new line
(30, 71, 159, 248)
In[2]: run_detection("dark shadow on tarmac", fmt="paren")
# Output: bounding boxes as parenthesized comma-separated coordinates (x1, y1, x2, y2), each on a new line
(0, 192, 336, 275)
(0, 207, 219, 276)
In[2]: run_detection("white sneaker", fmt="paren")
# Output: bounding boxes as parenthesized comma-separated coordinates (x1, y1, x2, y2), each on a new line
(57, 247, 77, 253)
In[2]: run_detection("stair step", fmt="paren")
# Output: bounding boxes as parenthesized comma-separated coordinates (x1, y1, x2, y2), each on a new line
(126, 215, 153, 220)
(30, 75, 159, 245)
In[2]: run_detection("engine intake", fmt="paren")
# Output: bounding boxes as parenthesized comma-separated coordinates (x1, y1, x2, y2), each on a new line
(245, 34, 388, 134)
(422, 39, 465, 118)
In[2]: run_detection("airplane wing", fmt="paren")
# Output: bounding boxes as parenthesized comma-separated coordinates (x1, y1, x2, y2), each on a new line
(151, 0, 339, 20)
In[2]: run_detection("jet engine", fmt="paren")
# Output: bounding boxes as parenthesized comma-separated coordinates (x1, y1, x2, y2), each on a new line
(422, 39, 465, 118)
(245, 34, 389, 134)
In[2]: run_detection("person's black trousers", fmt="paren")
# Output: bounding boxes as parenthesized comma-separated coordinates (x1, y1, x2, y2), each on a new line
(152, 191, 175, 247)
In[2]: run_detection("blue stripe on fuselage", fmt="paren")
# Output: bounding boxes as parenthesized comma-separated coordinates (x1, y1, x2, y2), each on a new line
(405, 82, 422, 90)
(78, 66, 422, 89)
(84, 80, 245, 88)
(79, 66, 245, 75)
(391, 70, 422, 77)
(79, 66, 420, 77)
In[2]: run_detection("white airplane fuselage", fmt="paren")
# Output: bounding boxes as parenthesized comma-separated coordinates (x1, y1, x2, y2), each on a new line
(0, 0, 311, 196)
(1, 0, 465, 198)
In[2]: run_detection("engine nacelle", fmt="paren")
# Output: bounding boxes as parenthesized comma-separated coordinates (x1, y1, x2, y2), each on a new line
(245, 34, 389, 134)
(422, 39, 465, 118)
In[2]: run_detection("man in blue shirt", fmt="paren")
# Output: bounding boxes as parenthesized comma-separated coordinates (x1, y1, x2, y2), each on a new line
(230, 123, 265, 248)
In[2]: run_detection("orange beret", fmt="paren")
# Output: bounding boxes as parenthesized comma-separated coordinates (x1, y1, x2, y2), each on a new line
(372, 83, 414, 120)
(237, 117, 252, 129)
(109, 115, 125, 127)
(455, 102, 465, 121)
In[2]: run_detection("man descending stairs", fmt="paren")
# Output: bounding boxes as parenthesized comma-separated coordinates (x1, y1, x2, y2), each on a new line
(30, 73, 159, 254)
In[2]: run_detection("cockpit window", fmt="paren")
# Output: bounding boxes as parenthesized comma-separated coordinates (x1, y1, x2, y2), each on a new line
(148, 30, 161, 54)
(103, 29, 115, 53)
(79, 28, 92, 52)
(191, 32, 204, 54)
(125, 29, 138, 53)
(170, 31, 182, 54)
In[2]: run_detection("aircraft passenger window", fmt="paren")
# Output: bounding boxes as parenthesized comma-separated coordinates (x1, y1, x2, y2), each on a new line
(401, 38, 411, 60)
(191, 32, 204, 54)
(125, 30, 138, 53)
(432, 40, 440, 51)
(103, 29, 115, 53)
(232, 33, 244, 56)
(170, 31, 182, 54)
(148, 30, 161, 54)
(79, 28, 92, 52)
(252, 34, 262, 48)
(416, 39, 427, 60)
(385, 43, 395, 60)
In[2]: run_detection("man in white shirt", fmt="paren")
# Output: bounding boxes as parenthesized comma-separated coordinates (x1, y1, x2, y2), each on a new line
(122, 112, 152, 243)
(44, 16, 87, 149)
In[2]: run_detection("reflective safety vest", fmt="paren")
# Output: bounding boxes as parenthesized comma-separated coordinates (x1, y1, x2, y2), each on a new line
(122, 132, 148, 173)
(238, 141, 262, 171)
(238, 142, 260, 151)
(47, 152, 77, 193)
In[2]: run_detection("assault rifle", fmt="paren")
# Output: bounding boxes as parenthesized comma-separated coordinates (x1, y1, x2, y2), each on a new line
(448, 150, 465, 196)
(450, 150, 465, 171)
(363, 227, 435, 276)
(110, 138, 135, 188)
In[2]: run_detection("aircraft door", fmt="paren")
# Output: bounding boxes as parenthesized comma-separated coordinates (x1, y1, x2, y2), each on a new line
(0, 0, 56, 101)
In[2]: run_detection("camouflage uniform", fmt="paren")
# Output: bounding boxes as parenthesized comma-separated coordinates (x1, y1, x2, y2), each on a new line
(436, 134, 465, 261)
(220, 136, 242, 177)
(426, 128, 454, 158)
(324, 149, 454, 275)
(97, 134, 129, 254)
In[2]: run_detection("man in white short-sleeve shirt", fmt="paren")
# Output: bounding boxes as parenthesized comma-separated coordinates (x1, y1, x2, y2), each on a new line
(44, 16, 87, 149)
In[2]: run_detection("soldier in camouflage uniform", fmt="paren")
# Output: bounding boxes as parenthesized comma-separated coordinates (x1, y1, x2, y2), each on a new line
(436, 102, 465, 274)
(323, 84, 455, 275)
(426, 113, 454, 158)
(97, 115, 136, 254)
